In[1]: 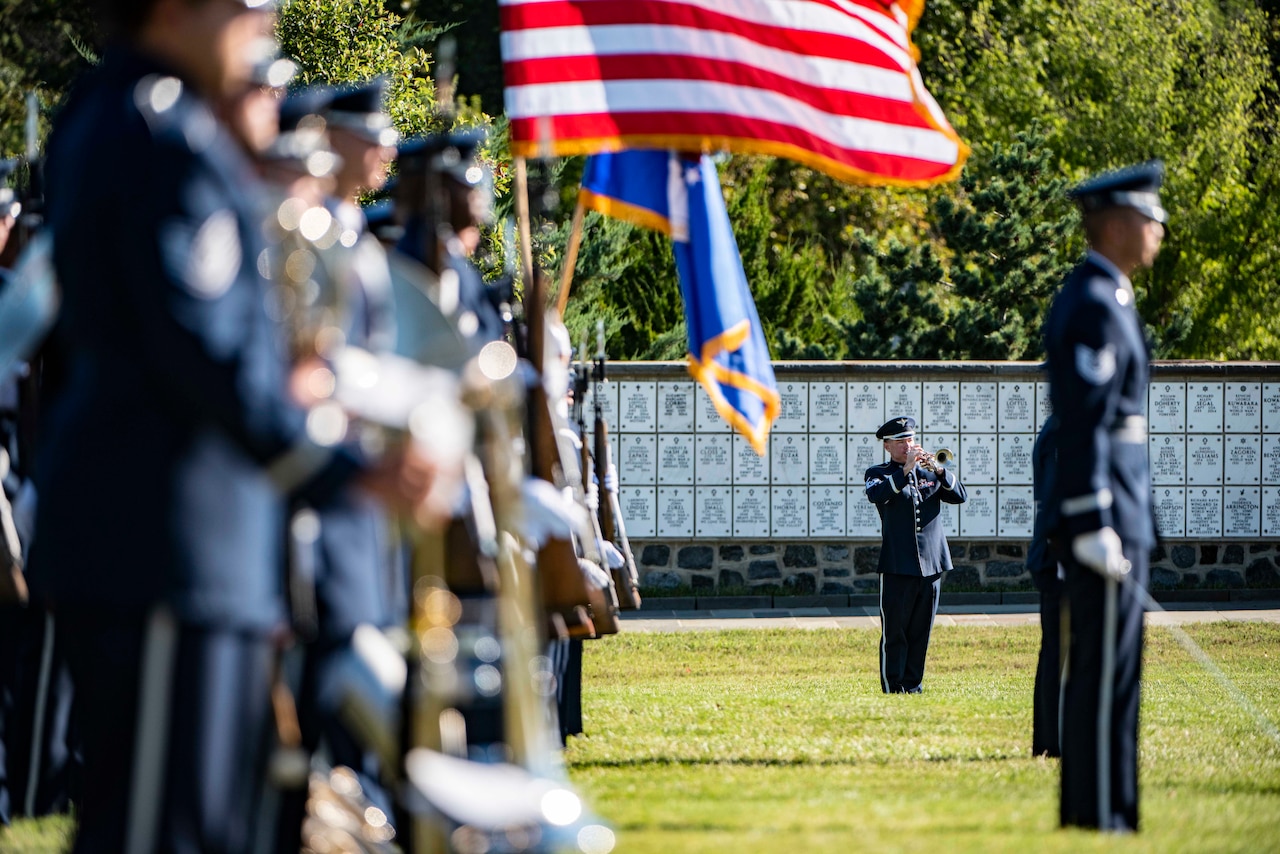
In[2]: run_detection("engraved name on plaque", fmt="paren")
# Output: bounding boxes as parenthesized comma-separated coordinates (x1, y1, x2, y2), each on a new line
(695, 434, 733, 484)
(1223, 487, 1260, 537)
(695, 384, 730, 432)
(620, 486, 656, 538)
(1036, 380, 1053, 429)
(695, 487, 733, 537)
(1149, 435, 1186, 485)
(1264, 435, 1280, 485)
(1264, 383, 1280, 433)
(959, 434, 997, 484)
(998, 382, 1036, 433)
(618, 381, 658, 432)
(1148, 382, 1186, 433)
(809, 382, 847, 432)
(1223, 382, 1261, 433)
(809, 434, 846, 485)
(1263, 488, 1280, 537)
(848, 382, 886, 433)
(848, 434, 883, 480)
(657, 487, 695, 538)
(846, 487, 881, 538)
(809, 486, 846, 537)
(732, 487, 770, 538)
(884, 382, 922, 425)
(1153, 487, 1186, 538)
(1186, 487, 1223, 537)
(771, 487, 808, 537)
(618, 434, 656, 485)
(733, 435, 769, 484)
(938, 500, 959, 538)
(657, 434, 695, 485)
(997, 434, 1034, 485)
(775, 382, 808, 433)
(961, 382, 998, 433)
(1187, 382, 1224, 434)
(657, 381, 696, 433)
(1186, 435, 1224, 485)
(997, 486, 1034, 538)
(922, 382, 960, 432)
(1223, 435, 1260, 485)
(770, 433, 808, 485)
(584, 381, 618, 436)
(960, 486, 997, 537)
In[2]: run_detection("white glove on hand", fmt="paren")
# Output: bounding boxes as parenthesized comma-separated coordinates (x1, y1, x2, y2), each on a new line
(600, 540, 626, 571)
(603, 463, 618, 494)
(520, 478, 586, 550)
(1072, 527, 1131, 581)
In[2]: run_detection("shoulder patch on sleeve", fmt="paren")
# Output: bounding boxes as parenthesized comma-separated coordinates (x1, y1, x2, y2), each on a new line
(865, 477, 882, 491)
(1074, 343, 1116, 385)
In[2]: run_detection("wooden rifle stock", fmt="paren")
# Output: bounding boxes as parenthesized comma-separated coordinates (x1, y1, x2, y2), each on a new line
(594, 411, 641, 610)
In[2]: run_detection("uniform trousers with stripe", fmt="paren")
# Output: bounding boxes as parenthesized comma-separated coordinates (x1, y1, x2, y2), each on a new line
(59, 604, 275, 854)
(1032, 566, 1065, 758)
(878, 573, 943, 694)
(1059, 546, 1148, 832)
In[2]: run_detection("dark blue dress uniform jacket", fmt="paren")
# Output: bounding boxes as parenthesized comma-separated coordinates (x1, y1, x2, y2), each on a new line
(864, 462, 967, 576)
(1043, 255, 1153, 549)
(33, 47, 360, 631)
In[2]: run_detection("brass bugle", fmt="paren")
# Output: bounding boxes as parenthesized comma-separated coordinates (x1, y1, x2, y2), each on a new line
(918, 447, 955, 474)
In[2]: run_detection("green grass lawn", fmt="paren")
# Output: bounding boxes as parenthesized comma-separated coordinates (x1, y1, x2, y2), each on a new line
(4, 622, 1277, 853)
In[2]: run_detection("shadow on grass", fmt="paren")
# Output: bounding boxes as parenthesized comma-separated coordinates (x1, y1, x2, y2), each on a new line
(573, 753, 1027, 769)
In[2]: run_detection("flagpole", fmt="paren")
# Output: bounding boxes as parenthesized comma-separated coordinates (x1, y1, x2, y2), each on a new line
(555, 198, 586, 317)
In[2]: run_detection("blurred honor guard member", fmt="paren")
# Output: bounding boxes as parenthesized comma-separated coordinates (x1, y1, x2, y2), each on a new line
(1044, 161, 1165, 832)
(864, 417, 967, 694)
(32, 1, 442, 851)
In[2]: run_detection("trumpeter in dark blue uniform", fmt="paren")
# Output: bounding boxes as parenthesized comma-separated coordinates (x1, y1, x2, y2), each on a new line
(1029, 414, 1063, 758)
(1044, 161, 1166, 832)
(864, 416, 967, 694)
(31, 2, 447, 850)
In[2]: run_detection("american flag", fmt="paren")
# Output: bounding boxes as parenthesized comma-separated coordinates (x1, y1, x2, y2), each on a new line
(500, 0, 968, 186)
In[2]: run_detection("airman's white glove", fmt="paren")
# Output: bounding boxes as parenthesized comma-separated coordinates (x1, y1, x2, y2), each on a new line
(1072, 527, 1131, 581)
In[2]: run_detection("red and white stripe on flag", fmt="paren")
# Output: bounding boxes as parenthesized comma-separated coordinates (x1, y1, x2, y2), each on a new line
(500, 0, 968, 187)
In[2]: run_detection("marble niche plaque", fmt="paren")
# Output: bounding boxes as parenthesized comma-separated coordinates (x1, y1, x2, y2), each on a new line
(998, 382, 1037, 433)
(656, 381, 696, 433)
(997, 434, 1034, 485)
(695, 487, 733, 537)
(808, 434, 846, 485)
(848, 382, 886, 433)
(960, 486, 997, 537)
(1223, 382, 1261, 433)
(937, 500, 960, 538)
(1223, 487, 1261, 537)
(657, 434, 695, 485)
(770, 433, 809, 485)
(1149, 435, 1187, 485)
(1186, 435, 1224, 485)
(921, 381, 960, 433)
(1147, 382, 1186, 433)
(695, 383, 730, 432)
(959, 434, 998, 484)
(809, 382, 847, 432)
(617, 381, 658, 432)
(657, 487, 695, 538)
(584, 381, 618, 437)
(694, 434, 733, 484)
(1263, 488, 1280, 537)
(1153, 487, 1186, 538)
(1186, 487, 1223, 537)
(883, 381, 922, 426)
(961, 382, 998, 433)
(732, 434, 770, 485)
(846, 486, 882, 538)
(847, 434, 883, 480)
(1264, 383, 1280, 433)
(775, 382, 808, 433)
(732, 486, 771, 538)
(1036, 381, 1053, 429)
(771, 487, 809, 537)
(619, 486, 656, 538)
(997, 486, 1034, 538)
(1223, 435, 1261, 485)
(617, 433, 656, 485)
(1186, 382, 1224, 434)
(809, 486, 847, 537)
(1264, 435, 1280, 485)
